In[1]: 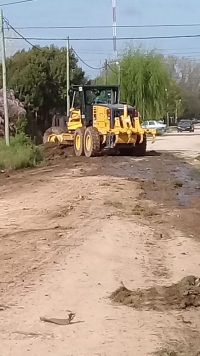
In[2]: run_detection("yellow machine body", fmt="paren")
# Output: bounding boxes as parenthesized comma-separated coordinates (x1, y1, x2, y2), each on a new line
(44, 85, 156, 157)
(67, 109, 82, 131)
(91, 104, 156, 145)
(46, 105, 156, 145)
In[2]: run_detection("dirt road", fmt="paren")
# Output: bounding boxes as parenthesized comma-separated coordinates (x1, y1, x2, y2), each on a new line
(152, 125, 200, 158)
(0, 132, 200, 355)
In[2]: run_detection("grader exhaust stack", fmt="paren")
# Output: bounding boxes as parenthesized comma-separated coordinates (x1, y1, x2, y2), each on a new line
(124, 104, 128, 118)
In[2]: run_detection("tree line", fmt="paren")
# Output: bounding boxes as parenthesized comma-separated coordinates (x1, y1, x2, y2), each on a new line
(0, 44, 199, 136)
(96, 48, 200, 122)
(0, 45, 87, 139)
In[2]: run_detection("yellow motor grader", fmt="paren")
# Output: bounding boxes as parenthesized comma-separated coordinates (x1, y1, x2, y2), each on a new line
(43, 85, 156, 157)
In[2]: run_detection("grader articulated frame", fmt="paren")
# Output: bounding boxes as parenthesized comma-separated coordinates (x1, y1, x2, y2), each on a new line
(43, 85, 156, 157)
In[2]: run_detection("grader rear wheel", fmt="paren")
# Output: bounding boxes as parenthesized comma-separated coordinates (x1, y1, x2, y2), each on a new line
(118, 147, 134, 156)
(135, 134, 147, 156)
(84, 127, 100, 157)
(74, 127, 85, 156)
(43, 126, 64, 143)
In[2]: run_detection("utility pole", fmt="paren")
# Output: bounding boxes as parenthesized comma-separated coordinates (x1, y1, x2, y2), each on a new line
(104, 59, 108, 85)
(66, 36, 70, 117)
(175, 101, 178, 123)
(165, 88, 169, 127)
(142, 85, 145, 120)
(116, 61, 120, 86)
(99, 60, 102, 78)
(118, 65, 120, 86)
(0, 9, 9, 145)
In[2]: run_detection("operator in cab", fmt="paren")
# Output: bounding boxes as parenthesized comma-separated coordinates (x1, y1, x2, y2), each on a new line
(93, 91, 111, 104)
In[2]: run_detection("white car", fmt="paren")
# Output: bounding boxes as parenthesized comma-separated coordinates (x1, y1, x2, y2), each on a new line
(141, 120, 166, 134)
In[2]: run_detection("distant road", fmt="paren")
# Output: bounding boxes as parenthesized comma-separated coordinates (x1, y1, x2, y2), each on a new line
(148, 124, 200, 158)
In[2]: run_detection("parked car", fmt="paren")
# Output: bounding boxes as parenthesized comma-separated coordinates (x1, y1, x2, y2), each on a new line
(177, 119, 194, 132)
(192, 118, 198, 124)
(141, 120, 166, 134)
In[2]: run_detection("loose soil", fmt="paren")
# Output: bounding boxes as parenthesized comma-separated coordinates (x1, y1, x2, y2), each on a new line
(154, 346, 200, 356)
(111, 276, 200, 311)
(40, 142, 75, 162)
(0, 136, 200, 356)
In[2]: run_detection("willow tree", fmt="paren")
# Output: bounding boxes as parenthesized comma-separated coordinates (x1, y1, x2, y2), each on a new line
(102, 49, 179, 120)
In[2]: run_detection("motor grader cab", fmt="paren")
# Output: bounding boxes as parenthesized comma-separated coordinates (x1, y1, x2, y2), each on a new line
(43, 85, 156, 157)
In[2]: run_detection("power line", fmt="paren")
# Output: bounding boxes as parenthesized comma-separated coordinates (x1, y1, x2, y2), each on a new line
(10, 23, 200, 30)
(3, 18, 106, 69)
(55, 45, 200, 55)
(71, 48, 200, 56)
(3, 17, 42, 50)
(107, 63, 118, 74)
(4, 19, 200, 67)
(72, 48, 105, 70)
(0, 0, 34, 6)
(5, 34, 200, 41)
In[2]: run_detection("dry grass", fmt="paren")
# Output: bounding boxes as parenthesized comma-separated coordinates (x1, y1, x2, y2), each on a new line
(104, 200, 123, 209)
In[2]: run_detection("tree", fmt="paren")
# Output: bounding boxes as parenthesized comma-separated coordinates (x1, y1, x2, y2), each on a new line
(164, 55, 200, 119)
(165, 78, 183, 120)
(96, 48, 180, 120)
(0, 45, 86, 117)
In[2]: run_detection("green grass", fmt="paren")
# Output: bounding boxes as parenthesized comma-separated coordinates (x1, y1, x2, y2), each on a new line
(0, 133, 43, 170)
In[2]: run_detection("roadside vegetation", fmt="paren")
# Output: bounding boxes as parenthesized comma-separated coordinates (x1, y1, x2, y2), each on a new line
(0, 44, 199, 146)
(0, 118, 43, 170)
(0, 44, 199, 171)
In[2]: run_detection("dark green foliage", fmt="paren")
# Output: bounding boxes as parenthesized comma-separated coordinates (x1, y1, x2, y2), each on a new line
(16, 116, 28, 134)
(0, 45, 86, 116)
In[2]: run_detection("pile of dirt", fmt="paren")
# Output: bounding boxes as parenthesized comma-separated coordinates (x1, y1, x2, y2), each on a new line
(110, 276, 200, 311)
(155, 351, 180, 356)
(40, 143, 75, 161)
(154, 338, 200, 356)
(154, 349, 200, 356)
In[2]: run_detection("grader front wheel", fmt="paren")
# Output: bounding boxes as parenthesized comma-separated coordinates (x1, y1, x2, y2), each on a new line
(74, 127, 85, 156)
(84, 127, 100, 157)
(43, 126, 64, 143)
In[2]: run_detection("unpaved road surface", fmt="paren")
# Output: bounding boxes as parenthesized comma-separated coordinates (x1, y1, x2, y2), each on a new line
(0, 132, 200, 355)
(154, 125, 200, 158)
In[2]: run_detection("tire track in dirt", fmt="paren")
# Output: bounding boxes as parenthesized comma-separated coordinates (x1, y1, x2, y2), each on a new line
(0, 149, 200, 355)
(0, 217, 164, 356)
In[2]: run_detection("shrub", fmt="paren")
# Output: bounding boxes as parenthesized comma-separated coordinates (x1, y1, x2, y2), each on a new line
(15, 116, 28, 135)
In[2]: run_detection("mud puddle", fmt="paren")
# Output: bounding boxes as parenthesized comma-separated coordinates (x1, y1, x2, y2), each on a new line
(68, 150, 200, 242)
(89, 152, 200, 208)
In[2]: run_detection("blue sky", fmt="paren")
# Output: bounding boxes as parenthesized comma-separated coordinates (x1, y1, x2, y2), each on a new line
(3, 0, 200, 77)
